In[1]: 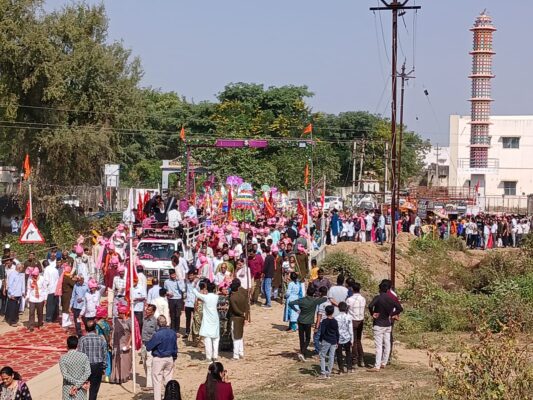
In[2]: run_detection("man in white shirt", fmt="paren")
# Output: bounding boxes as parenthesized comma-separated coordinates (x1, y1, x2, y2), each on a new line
(26, 267, 46, 332)
(132, 281, 147, 331)
(81, 279, 101, 321)
(335, 302, 354, 373)
(153, 288, 170, 324)
(327, 274, 349, 316)
(147, 278, 161, 305)
(136, 263, 147, 290)
(234, 259, 252, 291)
(213, 250, 224, 272)
(43, 259, 60, 323)
(10, 217, 20, 234)
(346, 282, 366, 367)
(167, 205, 182, 229)
(184, 201, 197, 219)
(171, 254, 189, 281)
(365, 212, 374, 242)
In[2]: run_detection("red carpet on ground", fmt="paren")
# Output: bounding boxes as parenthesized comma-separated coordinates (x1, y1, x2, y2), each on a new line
(0, 323, 78, 380)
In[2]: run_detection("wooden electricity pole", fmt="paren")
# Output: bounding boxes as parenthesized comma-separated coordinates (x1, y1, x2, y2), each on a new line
(370, 0, 420, 289)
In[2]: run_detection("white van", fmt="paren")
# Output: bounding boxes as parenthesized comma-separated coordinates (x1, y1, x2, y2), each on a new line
(136, 235, 195, 285)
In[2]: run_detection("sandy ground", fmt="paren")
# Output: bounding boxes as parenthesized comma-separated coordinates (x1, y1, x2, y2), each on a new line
(24, 300, 433, 399)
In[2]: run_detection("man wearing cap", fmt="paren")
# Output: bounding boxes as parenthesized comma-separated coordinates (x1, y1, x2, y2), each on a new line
(70, 276, 89, 337)
(164, 268, 186, 335)
(26, 267, 46, 332)
(81, 279, 101, 323)
(112, 264, 127, 316)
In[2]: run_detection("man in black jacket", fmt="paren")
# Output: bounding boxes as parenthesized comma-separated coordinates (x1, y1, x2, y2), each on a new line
(367, 281, 403, 371)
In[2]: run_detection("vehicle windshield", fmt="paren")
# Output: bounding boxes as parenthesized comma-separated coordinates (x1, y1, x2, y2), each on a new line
(137, 242, 176, 261)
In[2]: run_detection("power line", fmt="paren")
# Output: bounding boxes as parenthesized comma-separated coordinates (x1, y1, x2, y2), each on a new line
(0, 123, 428, 146)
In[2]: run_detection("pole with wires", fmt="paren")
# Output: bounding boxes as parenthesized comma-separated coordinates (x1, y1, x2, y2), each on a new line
(370, 0, 421, 289)
(128, 222, 136, 393)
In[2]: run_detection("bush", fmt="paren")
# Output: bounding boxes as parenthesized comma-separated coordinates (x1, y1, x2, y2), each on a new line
(320, 251, 374, 290)
(431, 322, 533, 400)
(409, 236, 466, 256)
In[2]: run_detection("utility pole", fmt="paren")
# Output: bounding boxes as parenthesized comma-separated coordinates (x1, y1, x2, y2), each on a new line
(396, 61, 415, 207)
(434, 144, 441, 186)
(370, 0, 420, 289)
(384, 142, 389, 194)
(358, 140, 365, 192)
(352, 141, 357, 208)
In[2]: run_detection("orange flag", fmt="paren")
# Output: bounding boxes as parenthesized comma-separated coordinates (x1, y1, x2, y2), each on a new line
(304, 163, 309, 187)
(297, 199, 308, 229)
(180, 126, 186, 142)
(303, 123, 312, 135)
(23, 154, 31, 180)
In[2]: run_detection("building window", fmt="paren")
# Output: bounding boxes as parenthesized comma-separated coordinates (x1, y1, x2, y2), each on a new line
(502, 137, 520, 149)
(503, 181, 516, 196)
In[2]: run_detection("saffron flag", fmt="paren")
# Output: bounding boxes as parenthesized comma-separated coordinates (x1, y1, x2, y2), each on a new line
(180, 126, 186, 142)
(303, 123, 312, 135)
(23, 154, 31, 180)
(227, 187, 233, 220)
(304, 163, 309, 187)
(297, 199, 308, 229)
(263, 193, 275, 218)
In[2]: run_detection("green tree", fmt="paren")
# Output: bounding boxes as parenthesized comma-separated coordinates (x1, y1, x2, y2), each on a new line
(0, 0, 143, 185)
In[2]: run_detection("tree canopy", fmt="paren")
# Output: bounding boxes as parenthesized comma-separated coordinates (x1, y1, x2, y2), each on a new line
(0, 1, 429, 192)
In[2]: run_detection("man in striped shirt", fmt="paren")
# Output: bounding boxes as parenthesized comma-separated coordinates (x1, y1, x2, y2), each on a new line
(346, 282, 366, 367)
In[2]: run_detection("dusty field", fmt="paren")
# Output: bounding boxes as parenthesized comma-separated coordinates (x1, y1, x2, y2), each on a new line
(27, 300, 435, 399)
(328, 234, 490, 288)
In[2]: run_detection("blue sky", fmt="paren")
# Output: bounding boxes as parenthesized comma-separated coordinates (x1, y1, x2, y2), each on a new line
(44, 0, 533, 145)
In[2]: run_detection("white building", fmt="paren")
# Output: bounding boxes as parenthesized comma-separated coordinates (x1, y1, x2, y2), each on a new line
(449, 114, 533, 210)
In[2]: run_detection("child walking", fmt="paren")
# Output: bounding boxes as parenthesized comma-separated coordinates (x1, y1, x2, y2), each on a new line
(318, 305, 339, 379)
(335, 301, 354, 373)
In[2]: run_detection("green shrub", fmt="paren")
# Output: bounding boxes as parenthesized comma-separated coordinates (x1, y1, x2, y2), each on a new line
(432, 322, 533, 400)
(320, 251, 374, 289)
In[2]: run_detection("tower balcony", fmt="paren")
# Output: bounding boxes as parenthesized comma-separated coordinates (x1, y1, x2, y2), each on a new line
(470, 136, 491, 146)
(458, 158, 499, 173)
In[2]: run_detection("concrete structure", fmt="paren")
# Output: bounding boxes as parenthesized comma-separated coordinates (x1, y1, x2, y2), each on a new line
(468, 11, 496, 169)
(449, 115, 533, 211)
(425, 146, 450, 187)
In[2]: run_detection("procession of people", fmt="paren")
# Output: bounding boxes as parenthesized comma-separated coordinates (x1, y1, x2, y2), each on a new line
(6, 185, 530, 398)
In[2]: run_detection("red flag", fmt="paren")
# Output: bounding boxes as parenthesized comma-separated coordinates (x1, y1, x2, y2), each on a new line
(304, 163, 309, 187)
(180, 126, 186, 142)
(21, 201, 31, 233)
(297, 199, 308, 229)
(303, 123, 312, 135)
(23, 154, 31, 180)
(320, 188, 325, 210)
(125, 258, 139, 306)
(474, 180, 480, 193)
(137, 192, 144, 221)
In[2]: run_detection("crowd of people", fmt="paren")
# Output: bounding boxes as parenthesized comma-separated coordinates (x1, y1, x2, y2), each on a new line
(8, 195, 530, 398)
(320, 208, 533, 250)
